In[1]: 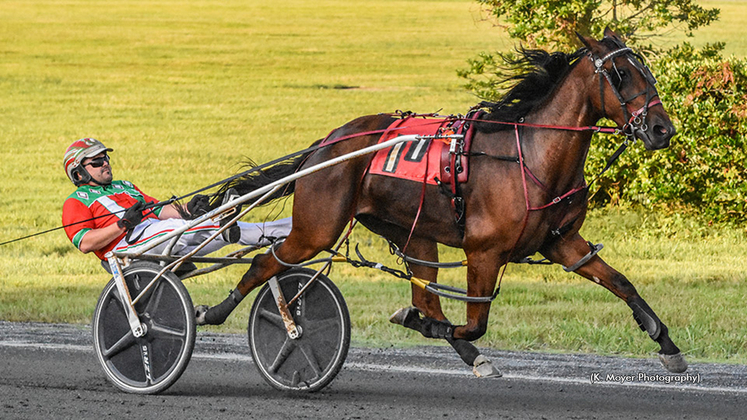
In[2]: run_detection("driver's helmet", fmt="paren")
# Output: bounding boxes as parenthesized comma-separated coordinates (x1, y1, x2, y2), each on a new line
(63, 138, 113, 186)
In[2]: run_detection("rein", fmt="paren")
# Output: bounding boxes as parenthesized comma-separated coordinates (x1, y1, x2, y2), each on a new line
(1, 117, 628, 250)
(5, 51, 646, 250)
(0, 201, 163, 247)
(0, 121, 440, 247)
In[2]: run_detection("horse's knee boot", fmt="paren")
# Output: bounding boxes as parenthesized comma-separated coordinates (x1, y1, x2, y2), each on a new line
(421, 317, 453, 339)
(627, 296, 661, 340)
(203, 289, 244, 325)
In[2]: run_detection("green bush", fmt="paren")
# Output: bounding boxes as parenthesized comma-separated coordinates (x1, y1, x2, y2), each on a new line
(586, 43, 747, 223)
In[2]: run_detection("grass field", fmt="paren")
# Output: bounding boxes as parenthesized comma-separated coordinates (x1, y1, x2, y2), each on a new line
(1, 0, 746, 364)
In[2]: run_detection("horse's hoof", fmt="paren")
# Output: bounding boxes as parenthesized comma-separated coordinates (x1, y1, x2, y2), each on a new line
(658, 352, 688, 373)
(472, 354, 502, 378)
(195, 305, 209, 325)
(389, 306, 417, 325)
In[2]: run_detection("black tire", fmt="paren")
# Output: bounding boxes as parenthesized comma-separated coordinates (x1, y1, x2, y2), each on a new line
(248, 268, 350, 392)
(92, 261, 196, 394)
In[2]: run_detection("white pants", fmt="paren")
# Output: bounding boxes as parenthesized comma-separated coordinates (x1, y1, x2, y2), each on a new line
(112, 217, 292, 257)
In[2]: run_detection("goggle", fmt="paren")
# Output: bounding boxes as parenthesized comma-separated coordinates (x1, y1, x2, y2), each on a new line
(84, 154, 110, 168)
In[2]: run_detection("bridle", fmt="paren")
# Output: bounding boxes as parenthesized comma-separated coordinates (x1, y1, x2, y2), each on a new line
(589, 43, 661, 140)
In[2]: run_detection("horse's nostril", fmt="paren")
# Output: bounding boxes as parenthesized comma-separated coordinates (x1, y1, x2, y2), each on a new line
(655, 125, 668, 136)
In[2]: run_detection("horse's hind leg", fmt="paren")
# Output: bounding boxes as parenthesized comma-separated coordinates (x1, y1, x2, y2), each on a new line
(388, 237, 448, 329)
(543, 233, 687, 373)
(197, 213, 356, 329)
(196, 218, 349, 325)
(197, 171, 371, 326)
(389, 239, 456, 339)
(385, 237, 499, 377)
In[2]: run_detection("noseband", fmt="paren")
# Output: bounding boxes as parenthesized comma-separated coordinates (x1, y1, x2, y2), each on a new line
(589, 45, 660, 139)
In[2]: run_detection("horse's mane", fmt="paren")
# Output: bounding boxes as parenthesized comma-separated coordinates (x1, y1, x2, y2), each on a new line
(475, 47, 588, 133)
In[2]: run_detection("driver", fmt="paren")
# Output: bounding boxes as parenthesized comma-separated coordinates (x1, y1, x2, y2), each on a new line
(61, 138, 291, 261)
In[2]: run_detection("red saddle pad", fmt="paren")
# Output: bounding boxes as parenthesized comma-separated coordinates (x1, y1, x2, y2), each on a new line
(368, 117, 452, 185)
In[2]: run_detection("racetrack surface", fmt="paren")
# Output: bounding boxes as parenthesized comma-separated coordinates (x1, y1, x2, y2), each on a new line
(1, 321, 745, 419)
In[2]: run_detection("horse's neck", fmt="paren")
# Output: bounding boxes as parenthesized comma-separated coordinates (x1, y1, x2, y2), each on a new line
(520, 69, 599, 191)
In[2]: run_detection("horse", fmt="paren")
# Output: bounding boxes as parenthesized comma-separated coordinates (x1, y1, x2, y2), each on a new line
(195, 28, 687, 376)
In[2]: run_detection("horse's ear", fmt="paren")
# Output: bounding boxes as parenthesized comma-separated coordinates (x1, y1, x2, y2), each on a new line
(576, 32, 594, 49)
(603, 27, 621, 41)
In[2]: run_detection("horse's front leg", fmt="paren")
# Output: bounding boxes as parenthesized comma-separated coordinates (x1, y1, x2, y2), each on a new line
(388, 238, 456, 342)
(543, 233, 687, 373)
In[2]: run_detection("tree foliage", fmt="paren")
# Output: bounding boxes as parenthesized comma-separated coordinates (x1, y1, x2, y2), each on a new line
(459, 0, 720, 99)
(474, 0, 719, 50)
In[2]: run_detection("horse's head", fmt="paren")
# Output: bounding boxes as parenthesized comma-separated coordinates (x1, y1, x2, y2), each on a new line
(578, 28, 675, 150)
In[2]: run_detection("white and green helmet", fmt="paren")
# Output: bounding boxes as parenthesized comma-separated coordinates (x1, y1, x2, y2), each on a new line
(63, 138, 113, 186)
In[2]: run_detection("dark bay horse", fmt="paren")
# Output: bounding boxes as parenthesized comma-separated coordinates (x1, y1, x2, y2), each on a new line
(196, 29, 687, 375)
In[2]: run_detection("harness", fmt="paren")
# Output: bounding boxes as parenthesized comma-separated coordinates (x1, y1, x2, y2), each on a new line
(435, 109, 482, 227)
(590, 45, 661, 139)
(489, 44, 661, 291)
(358, 42, 664, 302)
(428, 44, 661, 235)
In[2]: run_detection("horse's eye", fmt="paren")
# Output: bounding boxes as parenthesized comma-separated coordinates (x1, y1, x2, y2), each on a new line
(613, 68, 627, 88)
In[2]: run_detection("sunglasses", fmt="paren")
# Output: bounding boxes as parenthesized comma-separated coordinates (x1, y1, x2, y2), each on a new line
(84, 154, 110, 168)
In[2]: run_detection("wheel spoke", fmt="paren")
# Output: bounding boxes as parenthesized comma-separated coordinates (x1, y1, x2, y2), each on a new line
(142, 278, 164, 315)
(268, 338, 295, 373)
(149, 322, 187, 340)
(298, 343, 322, 378)
(257, 307, 286, 331)
(102, 330, 136, 358)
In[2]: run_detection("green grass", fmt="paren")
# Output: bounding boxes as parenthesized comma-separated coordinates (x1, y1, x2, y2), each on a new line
(656, 0, 747, 56)
(1, 0, 747, 364)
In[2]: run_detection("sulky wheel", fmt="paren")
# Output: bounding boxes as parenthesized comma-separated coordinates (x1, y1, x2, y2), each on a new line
(248, 268, 350, 392)
(92, 261, 196, 394)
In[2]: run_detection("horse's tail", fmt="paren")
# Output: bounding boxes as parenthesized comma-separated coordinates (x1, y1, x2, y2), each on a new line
(206, 140, 321, 211)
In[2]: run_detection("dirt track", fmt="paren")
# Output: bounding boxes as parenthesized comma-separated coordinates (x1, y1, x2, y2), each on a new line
(1, 321, 745, 419)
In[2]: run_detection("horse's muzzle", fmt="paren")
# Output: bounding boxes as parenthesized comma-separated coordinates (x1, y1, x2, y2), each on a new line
(638, 116, 676, 150)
